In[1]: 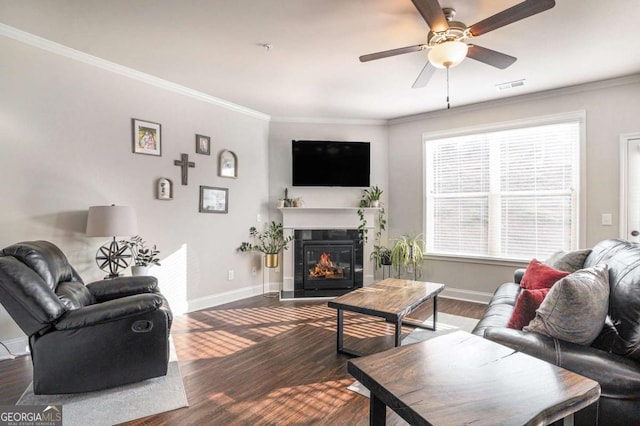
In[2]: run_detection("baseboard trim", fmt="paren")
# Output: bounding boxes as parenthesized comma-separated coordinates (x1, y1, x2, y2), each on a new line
(185, 284, 491, 312)
(187, 284, 270, 312)
(440, 287, 492, 305)
(0, 336, 29, 361)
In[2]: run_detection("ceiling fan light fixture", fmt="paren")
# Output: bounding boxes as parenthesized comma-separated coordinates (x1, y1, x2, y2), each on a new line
(428, 40, 468, 69)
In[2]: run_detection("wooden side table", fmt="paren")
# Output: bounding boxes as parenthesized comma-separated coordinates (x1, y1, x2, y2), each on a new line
(348, 331, 600, 426)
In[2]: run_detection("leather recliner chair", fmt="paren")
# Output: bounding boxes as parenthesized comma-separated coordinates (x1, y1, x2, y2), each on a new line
(0, 240, 173, 394)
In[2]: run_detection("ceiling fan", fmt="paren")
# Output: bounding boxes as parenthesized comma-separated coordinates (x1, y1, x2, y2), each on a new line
(360, 0, 556, 104)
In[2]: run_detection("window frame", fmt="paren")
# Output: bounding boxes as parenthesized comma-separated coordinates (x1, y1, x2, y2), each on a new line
(422, 111, 586, 263)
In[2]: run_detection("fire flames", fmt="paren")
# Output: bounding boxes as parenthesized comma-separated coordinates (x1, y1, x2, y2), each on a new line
(309, 252, 344, 279)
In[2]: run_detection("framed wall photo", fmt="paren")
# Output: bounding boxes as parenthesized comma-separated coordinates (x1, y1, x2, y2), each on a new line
(132, 118, 161, 156)
(199, 186, 228, 214)
(219, 150, 238, 178)
(157, 177, 173, 200)
(195, 134, 211, 155)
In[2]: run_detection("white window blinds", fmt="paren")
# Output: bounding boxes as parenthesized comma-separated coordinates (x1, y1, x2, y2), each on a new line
(425, 120, 580, 261)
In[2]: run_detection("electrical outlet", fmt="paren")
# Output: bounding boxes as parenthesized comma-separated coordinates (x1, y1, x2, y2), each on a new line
(252, 267, 257, 276)
(228, 270, 234, 280)
(601, 213, 612, 226)
(257, 214, 262, 223)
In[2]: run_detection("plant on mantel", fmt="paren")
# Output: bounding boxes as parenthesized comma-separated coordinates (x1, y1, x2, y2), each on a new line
(357, 186, 388, 269)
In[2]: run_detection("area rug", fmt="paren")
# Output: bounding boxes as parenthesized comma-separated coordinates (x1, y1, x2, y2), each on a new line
(347, 313, 478, 398)
(17, 337, 188, 425)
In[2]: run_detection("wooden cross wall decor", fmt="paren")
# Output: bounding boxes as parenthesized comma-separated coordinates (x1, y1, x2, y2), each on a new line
(174, 153, 195, 185)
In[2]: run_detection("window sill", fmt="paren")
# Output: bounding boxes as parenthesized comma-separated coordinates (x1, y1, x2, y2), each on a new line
(424, 253, 529, 268)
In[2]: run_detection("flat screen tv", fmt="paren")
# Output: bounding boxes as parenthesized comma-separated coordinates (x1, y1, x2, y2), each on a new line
(292, 140, 370, 187)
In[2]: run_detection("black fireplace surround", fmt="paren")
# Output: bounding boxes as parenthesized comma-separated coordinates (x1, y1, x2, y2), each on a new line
(289, 229, 363, 298)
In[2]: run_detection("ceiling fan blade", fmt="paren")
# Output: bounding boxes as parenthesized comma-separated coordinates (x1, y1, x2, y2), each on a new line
(359, 45, 426, 62)
(468, 0, 555, 37)
(467, 45, 517, 69)
(411, 0, 449, 32)
(412, 61, 436, 88)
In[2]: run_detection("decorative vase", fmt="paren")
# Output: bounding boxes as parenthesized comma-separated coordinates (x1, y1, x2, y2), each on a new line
(131, 265, 149, 276)
(276, 199, 285, 208)
(265, 253, 279, 268)
(369, 200, 380, 208)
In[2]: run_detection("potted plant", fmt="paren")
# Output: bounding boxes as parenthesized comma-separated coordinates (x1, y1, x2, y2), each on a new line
(126, 235, 161, 276)
(238, 221, 293, 268)
(357, 186, 386, 245)
(370, 245, 392, 270)
(365, 185, 383, 208)
(390, 234, 424, 280)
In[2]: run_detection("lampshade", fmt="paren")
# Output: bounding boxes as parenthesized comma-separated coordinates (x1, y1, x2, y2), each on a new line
(86, 205, 138, 237)
(428, 41, 469, 69)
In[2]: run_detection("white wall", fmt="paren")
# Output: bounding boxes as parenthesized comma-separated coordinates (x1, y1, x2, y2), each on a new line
(268, 120, 389, 208)
(388, 76, 640, 301)
(0, 36, 271, 343)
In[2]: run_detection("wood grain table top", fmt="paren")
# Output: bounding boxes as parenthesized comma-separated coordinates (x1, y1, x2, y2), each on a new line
(327, 278, 445, 320)
(348, 331, 601, 426)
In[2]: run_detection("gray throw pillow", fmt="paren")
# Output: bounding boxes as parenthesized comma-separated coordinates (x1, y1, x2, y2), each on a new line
(544, 249, 592, 273)
(524, 264, 609, 346)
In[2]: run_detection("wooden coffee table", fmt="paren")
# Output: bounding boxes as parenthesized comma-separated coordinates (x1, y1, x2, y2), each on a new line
(327, 278, 445, 356)
(348, 331, 601, 426)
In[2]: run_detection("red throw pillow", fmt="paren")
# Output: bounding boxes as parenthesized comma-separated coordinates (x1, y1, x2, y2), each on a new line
(508, 288, 551, 330)
(520, 259, 569, 290)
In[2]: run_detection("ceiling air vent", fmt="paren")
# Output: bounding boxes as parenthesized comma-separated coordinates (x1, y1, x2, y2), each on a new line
(496, 79, 526, 91)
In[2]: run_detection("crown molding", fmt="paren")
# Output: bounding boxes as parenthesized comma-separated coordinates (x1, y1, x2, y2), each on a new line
(270, 116, 388, 126)
(0, 23, 271, 121)
(389, 73, 640, 125)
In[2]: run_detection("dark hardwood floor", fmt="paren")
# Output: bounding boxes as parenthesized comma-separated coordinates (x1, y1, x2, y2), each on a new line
(0, 295, 486, 425)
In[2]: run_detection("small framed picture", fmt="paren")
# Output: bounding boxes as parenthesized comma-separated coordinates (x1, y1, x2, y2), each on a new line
(132, 118, 161, 156)
(196, 134, 211, 155)
(157, 177, 173, 200)
(219, 150, 238, 178)
(199, 186, 228, 214)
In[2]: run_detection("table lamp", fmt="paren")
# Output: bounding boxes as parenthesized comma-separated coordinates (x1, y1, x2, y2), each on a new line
(86, 205, 138, 278)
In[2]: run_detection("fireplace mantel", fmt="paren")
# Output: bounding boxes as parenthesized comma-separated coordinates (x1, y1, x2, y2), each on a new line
(279, 207, 379, 229)
(278, 207, 378, 295)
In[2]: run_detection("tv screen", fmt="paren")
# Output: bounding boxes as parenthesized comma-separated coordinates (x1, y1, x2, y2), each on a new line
(292, 140, 370, 187)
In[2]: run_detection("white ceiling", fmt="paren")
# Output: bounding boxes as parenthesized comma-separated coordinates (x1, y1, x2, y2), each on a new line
(1, 0, 639, 120)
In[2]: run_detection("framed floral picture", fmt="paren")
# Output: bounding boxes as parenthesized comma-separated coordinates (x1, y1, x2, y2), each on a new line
(199, 186, 228, 214)
(219, 150, 238, 178)
(132, 118, 161, 156)
(196, 134, 211, 155)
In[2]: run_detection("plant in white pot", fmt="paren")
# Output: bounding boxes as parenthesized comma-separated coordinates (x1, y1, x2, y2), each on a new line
(238, 221, 293, 269)
(127, 235, 161, 276)
(357, 185, 386, 245)
(364, 185, 383, 208)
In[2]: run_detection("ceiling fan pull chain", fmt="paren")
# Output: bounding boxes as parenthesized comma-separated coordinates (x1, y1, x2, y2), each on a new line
(446, 66, 451, 109)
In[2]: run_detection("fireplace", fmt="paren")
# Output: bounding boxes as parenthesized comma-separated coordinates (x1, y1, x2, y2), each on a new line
(294, 229, 363, 297)
(279, 207, 376, 299)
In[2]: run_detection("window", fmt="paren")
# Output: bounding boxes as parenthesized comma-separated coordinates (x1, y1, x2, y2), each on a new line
(425, 115, 581, 261)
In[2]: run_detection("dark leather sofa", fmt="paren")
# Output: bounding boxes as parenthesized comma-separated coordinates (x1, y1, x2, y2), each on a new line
(472, 239, 640, 425)
(0, 241, 173, 394)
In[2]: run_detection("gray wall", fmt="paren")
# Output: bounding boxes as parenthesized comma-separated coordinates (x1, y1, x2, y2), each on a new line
(387, 76, 640, 301)
(0, 36, 271, 341)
